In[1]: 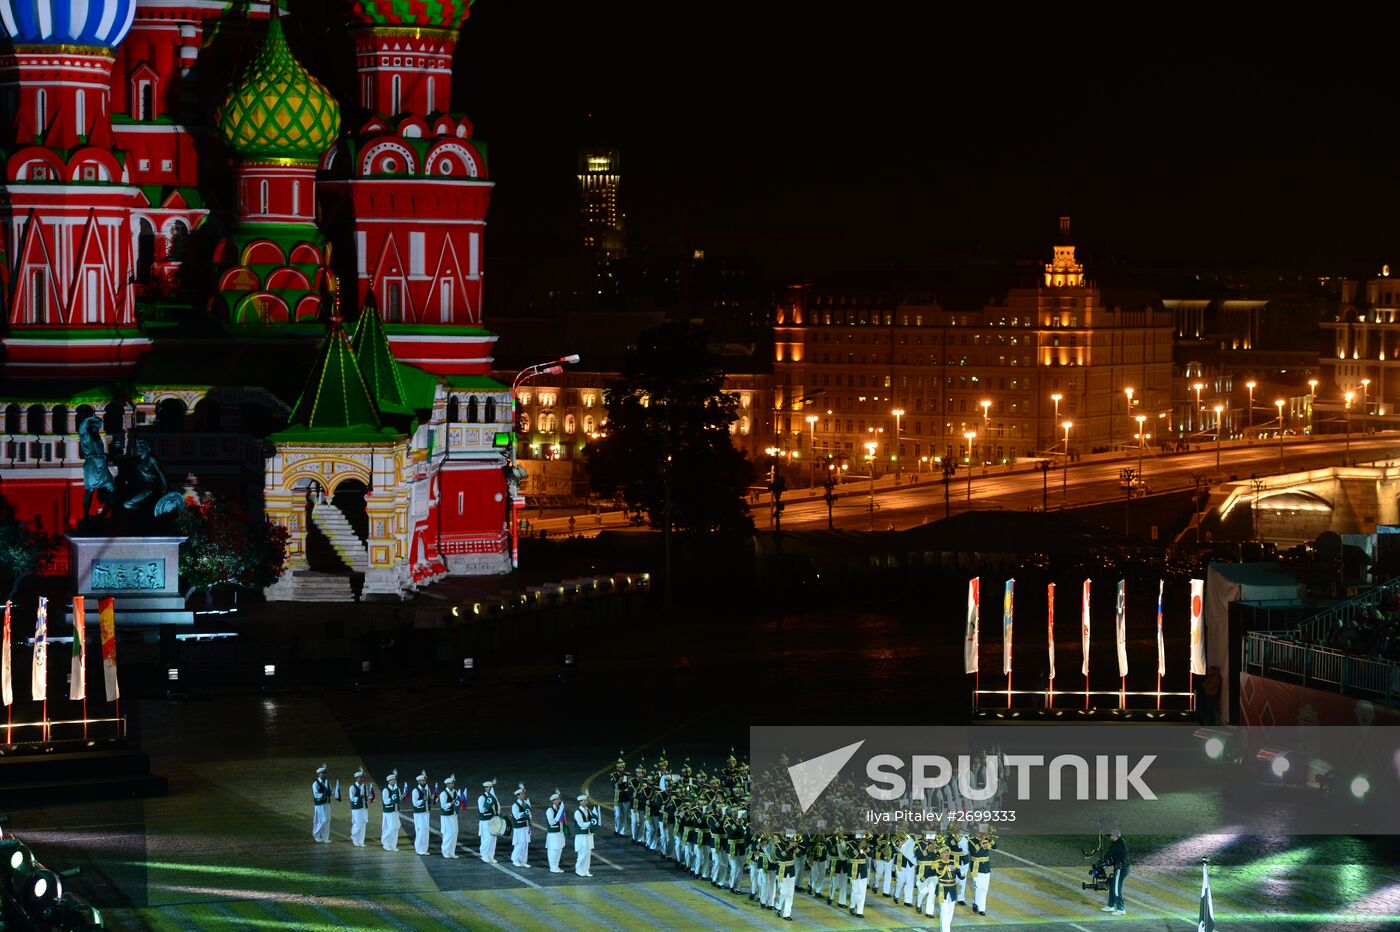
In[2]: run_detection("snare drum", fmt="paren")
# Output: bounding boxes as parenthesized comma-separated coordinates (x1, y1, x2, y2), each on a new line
(488, 815, 508, 837)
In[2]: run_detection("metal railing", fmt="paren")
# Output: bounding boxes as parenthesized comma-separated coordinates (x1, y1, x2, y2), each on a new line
(1245, 631, 1400, 705)
(1293, 577, 1400, 645)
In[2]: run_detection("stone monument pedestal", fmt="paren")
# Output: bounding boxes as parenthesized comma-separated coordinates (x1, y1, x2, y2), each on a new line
(66, 536, 194, 626)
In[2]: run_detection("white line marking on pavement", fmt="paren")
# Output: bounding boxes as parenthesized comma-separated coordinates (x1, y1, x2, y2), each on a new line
(396, 812, 544, 891)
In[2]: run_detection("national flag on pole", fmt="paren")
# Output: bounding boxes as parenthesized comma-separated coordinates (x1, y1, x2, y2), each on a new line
(1198, 860, 1215, 930)
(99, 597, 119, 702)
(69, 596, 86, 701)
(1047, 582, 1056, 681)
(1002, 579, 1015, 675)
(1115, 580, 1129, 678)
(1155, 579, 1166, 678)
(1080, 579, 1091, 676)
(31, 596, 47, 702)
(1189, 578, 1207, 675)
(1, 601, 11, 708)
(964, 578, 980, 674)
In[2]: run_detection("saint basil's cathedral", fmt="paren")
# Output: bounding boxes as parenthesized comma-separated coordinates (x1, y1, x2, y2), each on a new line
(0, 1, 512, 600)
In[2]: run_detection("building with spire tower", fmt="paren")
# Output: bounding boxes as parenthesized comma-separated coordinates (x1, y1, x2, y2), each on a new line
(0, 1, 511, 598)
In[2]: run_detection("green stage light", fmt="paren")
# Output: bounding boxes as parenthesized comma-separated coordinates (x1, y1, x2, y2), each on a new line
(1351, 775, 1370, 799)
(0, 838, 33, 880)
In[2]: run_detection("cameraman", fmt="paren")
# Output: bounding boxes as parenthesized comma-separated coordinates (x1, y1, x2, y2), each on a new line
(1099, 829, 1129, 915)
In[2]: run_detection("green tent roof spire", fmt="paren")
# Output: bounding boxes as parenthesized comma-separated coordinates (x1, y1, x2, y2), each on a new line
(288, 319, 381, 432)
(351, 290, 408, 412)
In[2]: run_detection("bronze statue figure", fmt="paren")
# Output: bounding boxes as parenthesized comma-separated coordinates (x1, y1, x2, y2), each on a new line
(79, 415, 115, 518)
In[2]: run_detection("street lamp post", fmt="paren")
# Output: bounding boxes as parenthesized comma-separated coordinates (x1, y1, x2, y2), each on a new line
(1308, 379, 1319, 433)
(865, 440, 878, 530)
(891, 408, 904, 480)
(1246, 379, 1256, 438)
(964, 431, 977, 502)
(1274, 399, 1285, 471)
(1345, 391, 1355, 460)
(979, 399, 991, 467)
(1050, 393, 1062, 451)
(509, 353, 581, 569)
(1122, 387, 1134, 452)
(1361, 378, 1371, 432)
(1192, 382, 1204, 433)
(1213, 404, 1224, 474)
(805, 414, 819, 487)
(1135, 413, 1147, 486)
(1061, 421, 1072, 506)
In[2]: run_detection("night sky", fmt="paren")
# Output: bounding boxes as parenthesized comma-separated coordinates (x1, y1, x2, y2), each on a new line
(315, 4, 1400, 278)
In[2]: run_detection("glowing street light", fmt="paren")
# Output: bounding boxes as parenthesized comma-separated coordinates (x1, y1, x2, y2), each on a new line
(865, 440, 879, 530)
(1361, 377, 1371, 429)
(1135, 413, 1148, 485)
(891, 408, 905, 479)
(805, 414, 819, 486)
(1192, 382, 1205, 432)
(1060, 421, 1072, 505)
(978, 399, 991, 463)
(1246, 379, 1257, 436)
(1345, 390, 1355, 458)
(964, 431, 977, 501)
(1050, 393, 1062, 449)
(1275, 399, 1286, 470)
(1213, 404, 1224, 472)
(1308, 378, 1319, 431)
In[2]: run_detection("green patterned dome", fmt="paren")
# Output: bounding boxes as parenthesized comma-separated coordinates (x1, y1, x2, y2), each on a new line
(216, 14, 341, 162)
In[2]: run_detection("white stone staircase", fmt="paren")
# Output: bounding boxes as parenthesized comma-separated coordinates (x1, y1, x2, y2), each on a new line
(310, 501, 369, 572)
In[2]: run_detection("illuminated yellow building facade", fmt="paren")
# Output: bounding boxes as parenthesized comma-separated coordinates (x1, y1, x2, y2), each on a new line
(773, 219, 1174, 468)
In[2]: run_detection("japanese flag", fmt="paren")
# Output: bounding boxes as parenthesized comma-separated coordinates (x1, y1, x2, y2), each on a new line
(1189, 578, 1206, 676)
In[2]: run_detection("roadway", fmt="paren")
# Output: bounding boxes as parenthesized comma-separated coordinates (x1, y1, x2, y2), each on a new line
(781, 433, 1400, 531)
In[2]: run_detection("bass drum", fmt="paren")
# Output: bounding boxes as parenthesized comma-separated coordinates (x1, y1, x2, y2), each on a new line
(488, 815, 508, 837)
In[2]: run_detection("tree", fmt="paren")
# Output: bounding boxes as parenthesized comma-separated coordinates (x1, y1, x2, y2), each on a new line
(0, 500, 57, 601)
(588, 324, 754, 535)
(176, 497, 289, 603)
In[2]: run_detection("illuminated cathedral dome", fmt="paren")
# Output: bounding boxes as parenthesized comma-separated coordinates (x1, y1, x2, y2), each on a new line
(0, 0, 137, 48)
(347, 0, 472, 31)
(216, 12, 340, 162)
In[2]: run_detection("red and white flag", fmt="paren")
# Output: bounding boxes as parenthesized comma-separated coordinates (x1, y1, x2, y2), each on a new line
(1115, 580, 1129, 679)
(31, 596, 48, 702)
(1080, 579, 1091, 676)
(1002, 579, 1015, 676)
(964, 578, 980, 674)
(1189, 578, 1206, 675)
(99, 597, 120, 702)
(1, 601, 11, 707)
(69, 596, 86, 702)
(1047, 582, 1056, 682)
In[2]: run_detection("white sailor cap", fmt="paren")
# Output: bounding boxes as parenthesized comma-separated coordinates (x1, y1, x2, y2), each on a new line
(316, 764, 327, 773)
(416, 770, 427, 781)
(514, 784, 527, 795)
(444, 774, 457, 784)
(387, 770, 398, 780)
(483, 779, 496, 787)
(353, 769, 364, 778)
(577, 794, 589, 802)
(550, 790, 562, 801)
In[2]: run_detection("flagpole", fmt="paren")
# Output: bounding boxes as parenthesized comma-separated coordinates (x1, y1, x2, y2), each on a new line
(1006, 671, 1011, 709)
(1119, 676, 1125, 711)
(42, 697, 48, 743)
(1156, 672, 1161, 710)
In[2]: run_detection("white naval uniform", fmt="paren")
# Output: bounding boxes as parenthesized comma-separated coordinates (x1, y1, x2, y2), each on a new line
(573, 804, 598, 877)
(311, 777, 331, 843)
(349, 781, 369, 847)
(439, 788, 460, 857)
(955, 834, 969, 902)
(510, 797, 532, 866)
(477, 790, 500, 863)
(545, 802, 567, 872)
(411, 783, 431, 855)
(380, 783, 402, 850)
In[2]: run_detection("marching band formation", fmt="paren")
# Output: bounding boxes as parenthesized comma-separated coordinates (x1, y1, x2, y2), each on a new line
(605, 750, 999, 930)
(310, 749, 1002, 930)
(309, 765, 602, 876)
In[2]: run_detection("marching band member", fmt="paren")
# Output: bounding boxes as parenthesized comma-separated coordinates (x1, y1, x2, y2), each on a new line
(510, 784, 532, 868)
(311, 764, 332, 844)
(706, 803, 725, 885)
(746, 832, 763, 901)
(830, 834, 850, 907)
(724, 809, 746, 891)
(380, 770, 402, 851)
(609, 753, 630, 836)
(954, 823, 971, 905)
(573, 794, 599, 877)
(439, 775, 461, 858)
(806, 834, 828, 897)
(544, 790, 568, 873)
(874, 833, 893, 897)
(968, 825, 997, 917)
(773, 833, 797, 921)
(630, 763, 646, 841)
(478, 779, 501, 864)
(636, 774, 656, 851)
(848, 836, 870, 918)
(893, 833, 917, 907)
(935, 843, 965, 931)
(349, 770, 369, 847)
(411, 771, 432, 856)
(915, 834, 939, 917)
